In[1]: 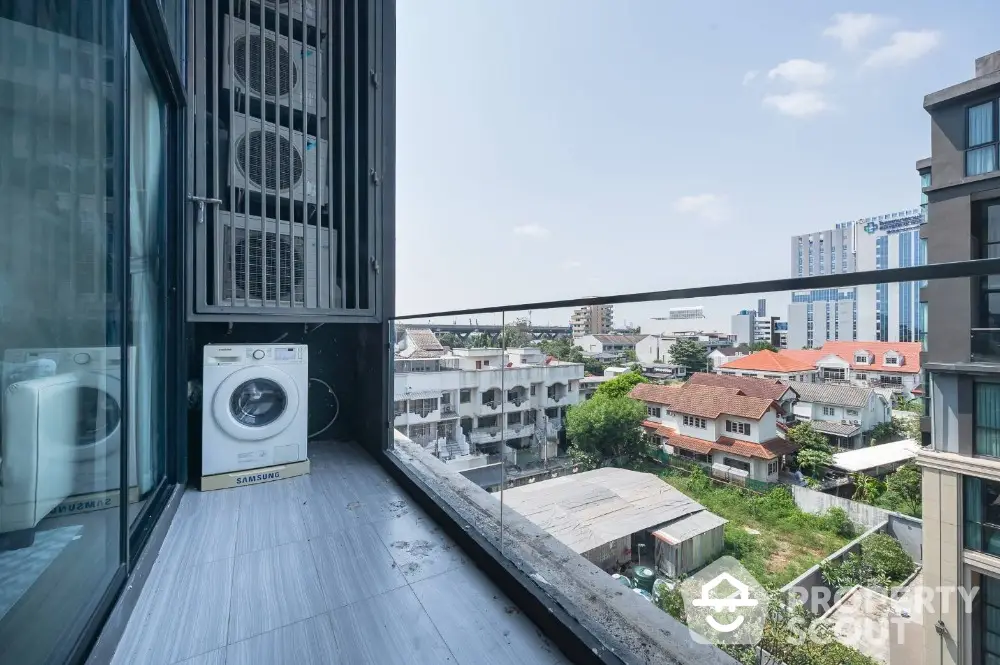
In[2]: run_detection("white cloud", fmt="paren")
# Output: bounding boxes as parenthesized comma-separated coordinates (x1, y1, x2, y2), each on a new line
(863, 30, 941, 68)
(673, 194, 732, 223)
(823, 13, 885, 51)
(512, 224, 550, 238)
(767, 59, 833, 87)
(560, 260, 582, 270)
(762, 90, 830, 117)
(742, 70, 759, 86)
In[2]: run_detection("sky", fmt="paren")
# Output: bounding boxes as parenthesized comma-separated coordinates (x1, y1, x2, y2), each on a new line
(394, 1, 1000, 330)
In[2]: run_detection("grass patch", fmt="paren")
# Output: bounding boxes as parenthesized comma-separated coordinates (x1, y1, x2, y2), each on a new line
(661, 468, 853, 589)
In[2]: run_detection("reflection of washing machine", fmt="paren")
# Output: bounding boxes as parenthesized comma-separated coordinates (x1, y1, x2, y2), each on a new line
(1, 347, 138, 495)
(202, 344, 309, 477)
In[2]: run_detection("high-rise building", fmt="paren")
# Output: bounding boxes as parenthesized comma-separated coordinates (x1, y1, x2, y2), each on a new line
(757, 298, 766, 317)
(912, 49, 1000, 665)
(570, 304, 614, 337)
(786, 210, 925, 349)
(731, 309, 756, 346)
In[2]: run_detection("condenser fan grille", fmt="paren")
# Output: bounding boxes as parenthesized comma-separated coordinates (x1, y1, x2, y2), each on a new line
(235, 130, 304, 192)
(233, 34, 297, 98)
(224, 227, 307, 303)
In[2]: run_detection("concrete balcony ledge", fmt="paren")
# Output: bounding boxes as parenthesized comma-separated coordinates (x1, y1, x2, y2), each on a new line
(388, 435, 741, 665)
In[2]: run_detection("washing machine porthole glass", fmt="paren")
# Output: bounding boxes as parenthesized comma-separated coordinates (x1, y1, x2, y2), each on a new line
(229, 378, 288, 427)
(77, 386, 122, 447)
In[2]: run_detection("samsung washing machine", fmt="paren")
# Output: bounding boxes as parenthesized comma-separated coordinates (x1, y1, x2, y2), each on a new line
(1, 347, 138, 496)
(201, 344, 309, 477)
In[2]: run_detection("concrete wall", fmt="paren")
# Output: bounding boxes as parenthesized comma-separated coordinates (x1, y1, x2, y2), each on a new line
(789, 484, 892, 528)
(886, 513, 924, 564)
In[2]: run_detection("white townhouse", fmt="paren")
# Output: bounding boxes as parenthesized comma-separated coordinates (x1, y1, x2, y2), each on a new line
(786, 381, 892, 450)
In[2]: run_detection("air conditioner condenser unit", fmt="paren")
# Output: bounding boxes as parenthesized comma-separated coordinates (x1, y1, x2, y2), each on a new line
(224, 15, 325, 116)
(213, 211, 340, 309)
(261, 0, 324, 25)
(229, 113, 328, 204)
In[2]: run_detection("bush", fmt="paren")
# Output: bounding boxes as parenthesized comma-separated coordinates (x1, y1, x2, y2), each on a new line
(821, 507, 856, 539)
(820, 533, 915, 590)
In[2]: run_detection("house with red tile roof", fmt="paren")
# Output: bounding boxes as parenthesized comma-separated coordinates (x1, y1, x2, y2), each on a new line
(630, 381, 796, 484)
(716, 341, 922, 400)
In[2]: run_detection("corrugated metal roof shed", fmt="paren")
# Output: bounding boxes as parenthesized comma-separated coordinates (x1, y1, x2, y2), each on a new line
(652, 511, 728, 545)
(501, 467, 706, 554)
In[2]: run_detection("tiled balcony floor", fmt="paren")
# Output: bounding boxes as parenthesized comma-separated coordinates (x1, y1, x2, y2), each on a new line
(111, 441, 571, 665)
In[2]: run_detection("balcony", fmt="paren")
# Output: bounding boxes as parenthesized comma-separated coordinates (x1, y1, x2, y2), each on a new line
(109, 442, 570, 665)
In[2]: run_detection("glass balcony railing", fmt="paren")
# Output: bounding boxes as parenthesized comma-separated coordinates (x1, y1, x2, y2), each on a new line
(385, 264, 1000, 665)
(972, 328, 1000, 362)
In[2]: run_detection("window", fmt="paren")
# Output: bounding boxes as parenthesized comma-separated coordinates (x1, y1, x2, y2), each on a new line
(647, 406, 662, 418)
(967, 100, 998, 176)
(846, 409, 859, 417)
(476, 360, 482, 369)
(823, 406, 836, 416)
(483, 360, 490, 367)
(767, 461, 779, 475)
(723, 457, 751, 472)
(460, 389, 471, 403)
(683, 415, 707, 428)
(975, 382, 1000, 457)
(854, 354, 868, 364)
(725, 420, 750, 435)
(530, 385, 536, 395)
(855, 372, 867, 380)
(394, 400, 406, 417)
(884, 355, 899, 365)
(964, 476, 1000, 555)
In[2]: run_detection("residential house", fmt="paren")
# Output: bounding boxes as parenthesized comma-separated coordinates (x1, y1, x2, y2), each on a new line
(786, 381, 891, 450)
(629, 382, 796, 484)
(716, 349, 819, 383)
(636, 331, 735, 365)
(573, 333, 646, 363)
(717, 342, 922, 401)
(707, 345, 751, 370)
(686, 372, 798, 420)
(579, 375, 612, 400)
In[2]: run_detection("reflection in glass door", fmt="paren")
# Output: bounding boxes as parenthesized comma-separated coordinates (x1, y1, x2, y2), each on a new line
(127, 38, 168, 526)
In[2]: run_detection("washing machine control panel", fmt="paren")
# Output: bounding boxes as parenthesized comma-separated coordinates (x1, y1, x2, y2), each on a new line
(252, 349, 265, 360)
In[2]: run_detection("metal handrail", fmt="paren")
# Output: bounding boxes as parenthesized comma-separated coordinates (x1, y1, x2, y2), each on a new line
(393, 257, 1000, 320)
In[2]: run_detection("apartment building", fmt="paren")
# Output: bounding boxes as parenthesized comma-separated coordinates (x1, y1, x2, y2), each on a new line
(914, 50, 1000, 665)
(570, 304, 614, 337)
(630, 382, 796, 483)
(787, 208, 926, 348)
(786, 382, 891, 450)
(731, 310, 756, 346)
(393, 336, 583, 469)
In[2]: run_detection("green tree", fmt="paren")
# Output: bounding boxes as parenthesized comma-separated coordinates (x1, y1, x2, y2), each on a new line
(583, 358, 606, 375)
(437, 332, 466, 349)
(787, 422, 833, 477)
(877, 463, 922, 517)
(501, 317, 532, 348)
(668, 339, 709, 373)
(622, 349, 638, 363)
(870, 420, 899, 444)
(596, 370, 649, 399)
(467, 332, 492, 348)
(565, 394, 648, 468)
(851, 473, 883, 503)
(749, 341, 777, 352)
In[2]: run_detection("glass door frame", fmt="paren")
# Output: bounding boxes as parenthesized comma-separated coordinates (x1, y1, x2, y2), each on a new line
(123, 0, 188, 567)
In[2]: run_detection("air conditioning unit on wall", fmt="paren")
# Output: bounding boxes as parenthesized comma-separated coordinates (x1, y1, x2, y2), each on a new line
(262, 0, 323, 25)
(229, 112, 328, 204)
(214, 211, 340, 309)
(224, 15, 325, 117)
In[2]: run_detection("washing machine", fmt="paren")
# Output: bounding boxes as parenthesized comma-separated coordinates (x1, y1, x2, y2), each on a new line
(1, 347, 138, 496)
(201, 344, 309, 477)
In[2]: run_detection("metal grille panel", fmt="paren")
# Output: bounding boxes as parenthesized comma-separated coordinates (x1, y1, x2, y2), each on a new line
(191, 0, 380, 319)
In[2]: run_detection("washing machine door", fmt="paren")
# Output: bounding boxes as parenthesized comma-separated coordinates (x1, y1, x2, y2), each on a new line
(212, 365, 300, 442)
(71, 371, 123, 461)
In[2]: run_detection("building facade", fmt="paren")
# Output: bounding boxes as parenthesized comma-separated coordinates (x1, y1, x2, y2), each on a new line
(573, 333, 645, 362)
(915, 50, 1000, 665)
(788, 209, 925, 349)
(393, 347, 583, 469)
(570, 304, 614, 337)
(731, 310, 756, 346)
